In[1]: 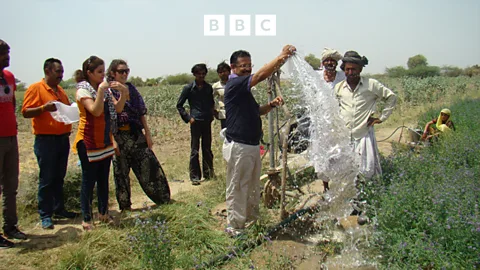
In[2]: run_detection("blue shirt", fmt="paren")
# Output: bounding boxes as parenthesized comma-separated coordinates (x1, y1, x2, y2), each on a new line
(224, 74, 262, 145)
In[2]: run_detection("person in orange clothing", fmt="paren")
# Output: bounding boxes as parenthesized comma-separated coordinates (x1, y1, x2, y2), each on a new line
(73, 56, 128, 231)
(22, 58, 79, 230)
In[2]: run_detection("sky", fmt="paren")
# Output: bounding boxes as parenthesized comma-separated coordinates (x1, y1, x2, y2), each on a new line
(2, 0, 480, 85)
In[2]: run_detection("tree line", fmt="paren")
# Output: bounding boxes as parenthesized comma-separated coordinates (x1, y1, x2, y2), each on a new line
(13, 56, 480, 90)
(305, 53, 480, 78)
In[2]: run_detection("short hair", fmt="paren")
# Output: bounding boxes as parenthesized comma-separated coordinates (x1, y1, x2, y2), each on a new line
(74, 69, 84, 83)
(0, 39, 10, 52)
(43, 58, 62, 71)
(230, 50, 251, 64)
(217, 61, 231, 73)
(191, 63, 208, 74)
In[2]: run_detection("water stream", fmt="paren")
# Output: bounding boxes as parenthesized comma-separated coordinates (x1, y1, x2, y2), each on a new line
(283, 54, 378, 269)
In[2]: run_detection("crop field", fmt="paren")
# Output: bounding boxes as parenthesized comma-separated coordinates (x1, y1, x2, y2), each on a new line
(1, 75, 479, 269)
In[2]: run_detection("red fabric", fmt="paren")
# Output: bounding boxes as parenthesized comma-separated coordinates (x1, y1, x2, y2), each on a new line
(0, 70, 17, 137)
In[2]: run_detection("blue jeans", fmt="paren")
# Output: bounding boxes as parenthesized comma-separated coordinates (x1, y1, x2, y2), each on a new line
(34, 134, 70, 220)
(76, 141, 111, 222)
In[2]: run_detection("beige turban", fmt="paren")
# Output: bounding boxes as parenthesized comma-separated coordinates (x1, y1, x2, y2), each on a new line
(321, 48, 342, 62)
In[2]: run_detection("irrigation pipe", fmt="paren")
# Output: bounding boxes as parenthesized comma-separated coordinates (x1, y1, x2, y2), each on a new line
(376, 125, 422, 142)
(196, 205, 318, 269)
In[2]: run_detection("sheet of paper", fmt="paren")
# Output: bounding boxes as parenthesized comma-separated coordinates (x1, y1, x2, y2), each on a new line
(50, 101, 80, 124)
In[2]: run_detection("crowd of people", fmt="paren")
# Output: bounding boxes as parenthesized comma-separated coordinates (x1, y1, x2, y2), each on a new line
(5, 36, 450, 245)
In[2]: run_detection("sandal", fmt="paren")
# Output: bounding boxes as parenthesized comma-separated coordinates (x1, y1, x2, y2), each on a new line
(98, 213, 114, 224)
(82, 221, 94, 231)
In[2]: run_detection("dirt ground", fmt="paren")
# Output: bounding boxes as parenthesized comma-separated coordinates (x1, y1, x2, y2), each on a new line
(1, 116, 407, 269)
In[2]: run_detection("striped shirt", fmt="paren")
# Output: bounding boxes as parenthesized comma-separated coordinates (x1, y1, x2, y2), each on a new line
(73, 88, 114, 162)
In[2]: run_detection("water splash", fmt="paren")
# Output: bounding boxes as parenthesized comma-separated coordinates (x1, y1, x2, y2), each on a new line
(285, 53, 359, 219)
(283, 54, 377, 269)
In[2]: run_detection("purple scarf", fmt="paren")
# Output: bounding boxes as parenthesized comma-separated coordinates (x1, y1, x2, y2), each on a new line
(111, 82, 147, 130)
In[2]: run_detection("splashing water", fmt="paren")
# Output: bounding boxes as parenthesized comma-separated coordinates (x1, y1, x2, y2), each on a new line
(285, 53, 359, 219)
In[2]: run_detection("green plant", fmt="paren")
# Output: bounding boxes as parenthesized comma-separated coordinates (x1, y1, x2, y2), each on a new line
(129, 215, 174, 270)
(366, 99, 480, 269)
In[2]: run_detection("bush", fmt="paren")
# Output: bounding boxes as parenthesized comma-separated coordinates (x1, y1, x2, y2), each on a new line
(406, 65, 440, 78)
(385, 66, 408, 78)
(366, 99, 480, 269)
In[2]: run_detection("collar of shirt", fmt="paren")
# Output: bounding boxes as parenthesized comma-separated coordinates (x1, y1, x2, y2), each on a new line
(343, 76, 365, 92)
(228, 73, 239, 80)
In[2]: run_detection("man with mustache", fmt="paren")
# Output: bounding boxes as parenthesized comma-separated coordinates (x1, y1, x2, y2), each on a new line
(223, 45, 296, 237)
(0, 39, 26, 248)
(22, 58, 79, 230)
(335, 51, 397, 215)
(318, 47, 345, 89)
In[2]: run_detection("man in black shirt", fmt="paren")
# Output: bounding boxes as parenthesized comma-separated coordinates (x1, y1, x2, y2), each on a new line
(177, 64, 214, 185)
(223, 45, 296, 236)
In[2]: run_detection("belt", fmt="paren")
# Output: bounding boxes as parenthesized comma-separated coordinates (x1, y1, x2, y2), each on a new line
(36, 132, 71, 137)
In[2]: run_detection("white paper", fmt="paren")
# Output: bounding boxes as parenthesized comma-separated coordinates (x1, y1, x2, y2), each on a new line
(50, 102, 80, 124)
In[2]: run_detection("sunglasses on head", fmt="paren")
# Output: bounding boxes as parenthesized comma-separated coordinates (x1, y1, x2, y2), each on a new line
(0, 77, 10, 94)
(116, 69, 130, 75)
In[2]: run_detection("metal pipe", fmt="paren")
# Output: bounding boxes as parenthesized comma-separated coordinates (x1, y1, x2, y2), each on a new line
(267, 76, 276, 171)
(270, 72, 293, 219)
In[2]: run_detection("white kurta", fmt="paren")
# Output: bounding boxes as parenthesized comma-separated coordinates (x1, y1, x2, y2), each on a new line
(335, 77, 397, 178)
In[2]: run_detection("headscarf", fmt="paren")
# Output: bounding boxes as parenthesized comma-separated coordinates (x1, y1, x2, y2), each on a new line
(341, 50, 369, 67)
(436, 108, 452, 133)
(77, 80, 118, 134)
(321, 48, 342, 62)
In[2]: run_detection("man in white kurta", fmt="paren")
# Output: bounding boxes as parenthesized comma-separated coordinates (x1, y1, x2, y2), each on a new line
(335, 51, 397, 179)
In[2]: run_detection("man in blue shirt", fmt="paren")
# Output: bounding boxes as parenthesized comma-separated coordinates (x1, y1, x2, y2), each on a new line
(177, 64, 215, 185)
(223, 45, 296, 236)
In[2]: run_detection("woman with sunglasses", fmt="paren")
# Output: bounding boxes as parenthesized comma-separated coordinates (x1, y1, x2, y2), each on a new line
(73, 56, 129, 231)
(106, 59, 170, 212)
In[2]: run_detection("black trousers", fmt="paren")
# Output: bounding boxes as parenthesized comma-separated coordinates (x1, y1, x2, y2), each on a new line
(190, 120, 214, 181)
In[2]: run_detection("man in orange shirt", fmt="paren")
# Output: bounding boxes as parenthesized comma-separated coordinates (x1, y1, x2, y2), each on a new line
(0, 39, 26, 249)
(22, 58, 79, 230)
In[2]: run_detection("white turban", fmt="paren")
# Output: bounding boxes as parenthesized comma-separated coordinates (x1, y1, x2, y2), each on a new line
(321, 48, 342, 62)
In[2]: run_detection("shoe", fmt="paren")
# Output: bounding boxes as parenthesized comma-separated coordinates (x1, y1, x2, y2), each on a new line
(4, 227, 27, 240)
(82, 221, 94, 231)
(0, 235, 14, 249)
(191, 179, 201, 186)
(54, 210, 80, 219)
(225, 226, 243, 238)
(41, 218, 54, 229)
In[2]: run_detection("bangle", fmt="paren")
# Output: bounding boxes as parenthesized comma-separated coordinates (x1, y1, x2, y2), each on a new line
(40, 105, 45, 112)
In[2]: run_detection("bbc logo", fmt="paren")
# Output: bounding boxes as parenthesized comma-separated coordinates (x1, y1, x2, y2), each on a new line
(204, 15, 276, 36)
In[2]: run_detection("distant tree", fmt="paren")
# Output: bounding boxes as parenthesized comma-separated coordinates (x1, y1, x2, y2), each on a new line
(14, 78, 27, 91)
(145, 78, 158, 86)
(304, 54, 322, 70)
(407, 54, 428, 69)
(440, 65, 464, 77)
(205, 68, 219, 84)
(161, 73, 193, 85)
(464, 65, 480, 77)
(60, 78, 76, 89)
(155, 77, 164, 84)
(128, 76, 145, 87)
(407, 65, 440, 78)
(385, 66, 408, 77)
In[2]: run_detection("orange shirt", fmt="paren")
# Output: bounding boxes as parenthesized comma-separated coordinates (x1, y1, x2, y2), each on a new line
(72, 88, 114, 161)
(21, 79, 72, 135)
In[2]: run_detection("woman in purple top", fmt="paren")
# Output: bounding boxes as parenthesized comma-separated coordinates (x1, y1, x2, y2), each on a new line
(107, 59, 170, 211)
